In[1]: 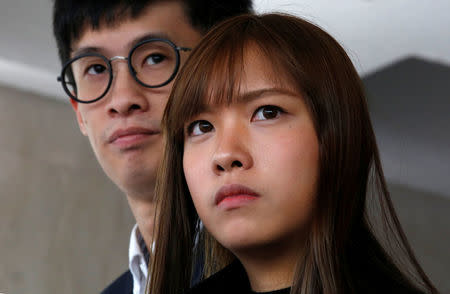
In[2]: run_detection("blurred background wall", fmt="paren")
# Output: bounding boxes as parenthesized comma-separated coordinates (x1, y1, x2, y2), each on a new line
(0, 85, 135, 293)
(364, 56, 450, 293)
(0, 0, 449, 293)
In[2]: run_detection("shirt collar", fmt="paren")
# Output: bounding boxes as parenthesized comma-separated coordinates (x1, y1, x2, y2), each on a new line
(129, 224, 149, 294)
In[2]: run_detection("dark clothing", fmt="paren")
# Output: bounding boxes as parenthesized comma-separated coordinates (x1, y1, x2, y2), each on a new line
(100, 270, 133, 294)
(186, 261, 290, 294)
(101, 229, 148, 294)
(100, 245, 203, 294)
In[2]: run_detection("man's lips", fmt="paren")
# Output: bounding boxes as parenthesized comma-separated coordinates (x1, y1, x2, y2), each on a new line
(215, 184, 259, 206)
(108, 127, 160, 144)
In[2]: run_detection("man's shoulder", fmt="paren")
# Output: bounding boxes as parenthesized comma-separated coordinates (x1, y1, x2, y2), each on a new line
(100, 270, 133, 294)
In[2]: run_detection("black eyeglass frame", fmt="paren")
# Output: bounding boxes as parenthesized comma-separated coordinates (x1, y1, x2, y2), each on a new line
(57, 38, 191, 104)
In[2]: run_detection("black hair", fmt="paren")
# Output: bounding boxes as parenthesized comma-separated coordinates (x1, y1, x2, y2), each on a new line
(52, 0, 253, 65)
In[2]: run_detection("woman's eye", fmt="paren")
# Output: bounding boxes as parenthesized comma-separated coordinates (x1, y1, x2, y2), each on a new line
(187, 120, 214, 136)
(86, 64, 107, 75)
(145, 54, 165, 65)
(252, 105, 283, 121)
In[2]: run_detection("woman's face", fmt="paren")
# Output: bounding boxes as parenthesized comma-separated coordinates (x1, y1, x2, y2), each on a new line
(182, 48, 320, 255)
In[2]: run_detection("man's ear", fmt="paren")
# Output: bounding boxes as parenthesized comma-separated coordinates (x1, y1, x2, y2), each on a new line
(70, 99, 88, 136)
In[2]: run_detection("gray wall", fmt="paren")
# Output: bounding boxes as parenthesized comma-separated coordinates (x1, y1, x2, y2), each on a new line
(364, 57, 450, 293)
(389, 184, 450, 293)
(0, 84, 134, 294)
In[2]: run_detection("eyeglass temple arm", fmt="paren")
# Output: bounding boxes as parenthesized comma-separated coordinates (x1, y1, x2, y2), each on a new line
(57, 76, 75, 85)
(177, 47, 192, 52)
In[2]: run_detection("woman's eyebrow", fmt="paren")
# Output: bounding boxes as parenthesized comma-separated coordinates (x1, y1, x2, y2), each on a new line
(238, 88, 299, 103)
(196, 88, 300, 114)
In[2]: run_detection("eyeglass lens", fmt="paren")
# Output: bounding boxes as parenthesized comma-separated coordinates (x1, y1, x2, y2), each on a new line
(62, 40, 178, 102)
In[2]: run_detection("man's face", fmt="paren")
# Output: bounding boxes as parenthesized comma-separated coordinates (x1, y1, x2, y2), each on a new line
(70, 2, 202, 198)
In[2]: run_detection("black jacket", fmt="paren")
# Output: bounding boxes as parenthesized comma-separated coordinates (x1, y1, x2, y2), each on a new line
(186, 261, 290, 294)
(101, 270, 133, 294)
(99, 258, 204, 294)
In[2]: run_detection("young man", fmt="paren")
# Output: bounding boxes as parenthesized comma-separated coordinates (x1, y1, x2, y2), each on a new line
(52, 1, 253, 293)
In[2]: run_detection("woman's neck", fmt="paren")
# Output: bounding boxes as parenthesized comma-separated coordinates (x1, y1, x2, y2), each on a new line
(234, 240, 302, 292)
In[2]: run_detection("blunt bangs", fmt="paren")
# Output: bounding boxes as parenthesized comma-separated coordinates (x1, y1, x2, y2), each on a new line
(163, 14, 308, 145)
(163, 19, 247, 143)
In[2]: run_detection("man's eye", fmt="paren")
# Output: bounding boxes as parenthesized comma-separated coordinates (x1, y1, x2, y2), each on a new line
(187, 120, 214, 136)
(252, 105, 283, 121)
(86, 64, 107, 75)
(145, 54, 165, 65)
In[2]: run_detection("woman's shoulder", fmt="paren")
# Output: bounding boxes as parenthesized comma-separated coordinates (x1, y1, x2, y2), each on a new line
(185, 261, 250, 294)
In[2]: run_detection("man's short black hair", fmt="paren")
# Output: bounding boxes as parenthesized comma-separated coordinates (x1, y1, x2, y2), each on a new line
(53, 0, 253, 65)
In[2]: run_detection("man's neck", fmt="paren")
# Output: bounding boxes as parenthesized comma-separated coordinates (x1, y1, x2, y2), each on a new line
(127, 193, 156, 251)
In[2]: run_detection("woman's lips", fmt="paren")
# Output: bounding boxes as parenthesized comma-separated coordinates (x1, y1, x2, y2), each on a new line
(215, 184, 260, 208)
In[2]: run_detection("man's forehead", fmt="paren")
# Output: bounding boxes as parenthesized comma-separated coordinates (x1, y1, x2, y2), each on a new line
(71, 30, 174, 57)
(71, 1, 197, 55)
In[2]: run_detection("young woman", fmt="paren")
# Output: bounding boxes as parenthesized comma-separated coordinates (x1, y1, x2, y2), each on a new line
(148, 13, 438, 294)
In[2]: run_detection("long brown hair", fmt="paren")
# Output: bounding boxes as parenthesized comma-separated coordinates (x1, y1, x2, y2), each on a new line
(148, 13, 438, 294)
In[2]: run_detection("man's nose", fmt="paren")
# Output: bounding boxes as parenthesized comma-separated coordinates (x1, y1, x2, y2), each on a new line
(106, 60, 150, 116)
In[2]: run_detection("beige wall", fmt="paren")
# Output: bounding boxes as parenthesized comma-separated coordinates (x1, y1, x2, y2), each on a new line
(0, 84, 134, 294)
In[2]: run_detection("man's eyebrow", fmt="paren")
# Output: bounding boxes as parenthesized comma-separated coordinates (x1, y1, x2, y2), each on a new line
(131, 32, 173, 47)
(71, 46, 102, 57)
(71, 32, 173, 58)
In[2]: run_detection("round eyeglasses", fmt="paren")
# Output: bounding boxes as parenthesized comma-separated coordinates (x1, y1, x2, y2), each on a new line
(57, 38, 191, 103)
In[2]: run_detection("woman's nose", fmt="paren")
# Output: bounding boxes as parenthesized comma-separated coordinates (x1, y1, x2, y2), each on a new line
(211, 126, 253, 175)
